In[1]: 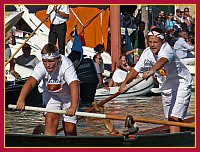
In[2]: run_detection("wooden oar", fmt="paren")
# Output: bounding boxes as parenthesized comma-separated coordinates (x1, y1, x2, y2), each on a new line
(8, 104, 195, 128)
(83, 72, 155, 114)
(5, 9, 54, 66)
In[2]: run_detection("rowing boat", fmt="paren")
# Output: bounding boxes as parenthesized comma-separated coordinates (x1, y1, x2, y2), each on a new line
(95, 76, 154, 100)
(5, 131, 194, 147)
(5, 106, 195, 147)
(5, 78, 43, 108)
(5, 116, 195, 147)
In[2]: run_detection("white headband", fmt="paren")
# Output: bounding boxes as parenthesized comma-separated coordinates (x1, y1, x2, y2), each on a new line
(42, 50, 60, 59)
(148, 31, 165, 40)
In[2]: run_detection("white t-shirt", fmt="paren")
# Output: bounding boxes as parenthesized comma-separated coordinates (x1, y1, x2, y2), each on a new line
(134, 42, 193, 91)
(47, 5, 70, 25)
(16, 55, 39, 69)
(174, 37, 194, 59)
(112, 69, 128, 83)
(65, 40, 73, 55)
(31, 55, 78, 104)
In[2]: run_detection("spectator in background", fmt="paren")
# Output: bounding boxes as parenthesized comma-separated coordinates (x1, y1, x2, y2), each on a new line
(109, 54, 131, 87)
(47, 5, 70, 55)
(153, 16, 165, 32)
(183, 7, 193, 32)
(16, 43, 39, 69)
(165, 13, 176, 34)
(94, 44, 105, 54)
(121, 11, 137, 29)
(180, 11, 188, 32)
(173, 9, 183, 32)
(158, 10, 166, 26)
(174, 31, 194, 59)
(130, 21, 146, 56)
(5, 28, 21, 79)
(66, 31, 74, 56)
(93, 53, 104, 88)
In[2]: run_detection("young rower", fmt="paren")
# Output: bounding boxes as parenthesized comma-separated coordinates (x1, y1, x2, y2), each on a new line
(16, 42, 79, 136)
(119, 27, 193, 133)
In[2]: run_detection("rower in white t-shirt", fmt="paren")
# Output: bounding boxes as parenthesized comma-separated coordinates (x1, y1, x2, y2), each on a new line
(119, 28, 193, 134)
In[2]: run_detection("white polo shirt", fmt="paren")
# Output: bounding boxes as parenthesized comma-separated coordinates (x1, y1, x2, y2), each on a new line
(47, 5, 70, 25)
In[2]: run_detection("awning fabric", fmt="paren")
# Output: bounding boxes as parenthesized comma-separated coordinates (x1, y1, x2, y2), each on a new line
(36, 7, 109, 49)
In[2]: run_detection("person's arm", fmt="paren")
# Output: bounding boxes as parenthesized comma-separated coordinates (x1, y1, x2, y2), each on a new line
(119, 68, 138, 93)
(66, 80, 79, 116)
(143, 57, 168, 79)
(126, 49, 135, 56)
(97, 73, 104, 87)
(16, 76, 38, 110)
(182, 40, 194, 51)
(56, 10, 69, 18)
(55, 6, 69, 18)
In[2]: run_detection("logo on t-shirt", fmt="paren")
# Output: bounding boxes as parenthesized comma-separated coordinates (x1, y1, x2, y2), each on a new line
(159, 68, 166, 76)
(46, 79, 62, 92)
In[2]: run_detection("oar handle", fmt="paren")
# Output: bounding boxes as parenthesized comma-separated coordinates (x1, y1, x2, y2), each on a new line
(124, 70, 155, 91)
(8, 104, 195, 128)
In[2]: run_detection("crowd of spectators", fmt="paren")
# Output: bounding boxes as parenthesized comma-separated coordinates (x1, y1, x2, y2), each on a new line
(119, 6, 195, 67)
(152, 7, 195, 50)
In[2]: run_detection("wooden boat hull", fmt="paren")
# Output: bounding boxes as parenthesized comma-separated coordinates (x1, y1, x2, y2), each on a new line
(5, 78, 43, 108)
(5, 131, 194, 147)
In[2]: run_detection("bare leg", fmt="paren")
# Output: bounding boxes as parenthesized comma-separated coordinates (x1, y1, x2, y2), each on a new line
(63, 121, 77, 136)
(168, 116, 182, 133)
(44, 112, 59, 135)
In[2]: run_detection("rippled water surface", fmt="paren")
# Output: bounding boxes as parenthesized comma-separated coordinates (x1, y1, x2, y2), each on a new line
(5, 92, 195, 136)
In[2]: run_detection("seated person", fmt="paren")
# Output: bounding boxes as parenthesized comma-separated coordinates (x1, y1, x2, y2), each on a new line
(67, 29, 83, 69)
(93, 53, 104, 88)
(65, 31, 74, 56)
(109, 55, 131, 87)
(5, 29, 20, 78)
(174, 31, 194, 59)
(16, 43, 39, 69)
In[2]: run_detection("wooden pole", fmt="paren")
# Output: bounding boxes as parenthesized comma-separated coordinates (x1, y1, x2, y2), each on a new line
(110, 5, 121, 72)
(8, 104, 195, 128)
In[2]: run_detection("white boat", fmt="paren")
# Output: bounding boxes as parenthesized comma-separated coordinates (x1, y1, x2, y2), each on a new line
(95, 76, 154, 100)
(180, 58, 195, 75)
(5, 11, 24, 34)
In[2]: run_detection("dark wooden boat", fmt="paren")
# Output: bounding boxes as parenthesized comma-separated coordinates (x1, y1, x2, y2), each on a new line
(5, 78, 43, 108)
(5, 131, 195, 147)
(5, 117, 195, 147)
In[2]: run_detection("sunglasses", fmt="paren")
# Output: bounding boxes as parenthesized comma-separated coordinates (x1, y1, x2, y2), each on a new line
(97, 58, 102, 60)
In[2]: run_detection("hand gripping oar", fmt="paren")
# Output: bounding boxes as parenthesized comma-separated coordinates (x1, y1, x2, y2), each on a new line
(8, 104, 195, 128)
(5, 9, 54, 66)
